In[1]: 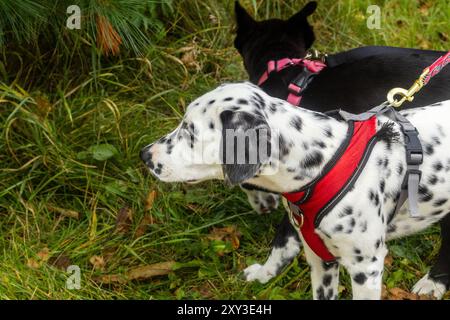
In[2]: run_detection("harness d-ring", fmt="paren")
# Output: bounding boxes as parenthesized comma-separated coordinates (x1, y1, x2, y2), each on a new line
(288, 204, 304, 228)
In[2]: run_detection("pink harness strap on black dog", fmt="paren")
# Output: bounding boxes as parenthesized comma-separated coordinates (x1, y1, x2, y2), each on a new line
(283, 117, 379, 262)
(257, 58, 326, 106)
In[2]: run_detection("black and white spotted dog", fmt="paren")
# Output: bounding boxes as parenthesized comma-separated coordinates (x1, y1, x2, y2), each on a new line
(141, 82, 450, 299)
(233, 1, 450, 297)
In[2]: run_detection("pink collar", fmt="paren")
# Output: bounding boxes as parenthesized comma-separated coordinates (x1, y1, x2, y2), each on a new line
(257, 57, 326, 106)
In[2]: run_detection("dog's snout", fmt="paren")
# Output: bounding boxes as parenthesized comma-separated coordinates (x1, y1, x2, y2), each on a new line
(140, 145, 153, 166)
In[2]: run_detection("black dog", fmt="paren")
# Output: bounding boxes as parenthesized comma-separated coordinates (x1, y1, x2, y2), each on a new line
(234, 1, 450, 298)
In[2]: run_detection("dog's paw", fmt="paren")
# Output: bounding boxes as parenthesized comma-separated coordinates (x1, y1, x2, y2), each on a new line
(246, 191, 280, 214)
(243, 264, 274, 284)
(412, 273, 447, 299)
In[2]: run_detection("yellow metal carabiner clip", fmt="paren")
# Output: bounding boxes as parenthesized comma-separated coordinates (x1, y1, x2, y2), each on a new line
(387, 68, 430, 108)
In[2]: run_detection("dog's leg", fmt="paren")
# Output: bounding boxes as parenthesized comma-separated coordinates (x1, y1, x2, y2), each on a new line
(303, 242, 340, 300)
(341, 244, 387, 300)
(244, 213, 301, 283)
(412, 213, 450, 299)
(240, 185, 280, 214)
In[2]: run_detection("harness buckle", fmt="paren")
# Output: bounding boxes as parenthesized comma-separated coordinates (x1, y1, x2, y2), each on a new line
(402, 129, 423, 165)
(267, 60, 278, 74)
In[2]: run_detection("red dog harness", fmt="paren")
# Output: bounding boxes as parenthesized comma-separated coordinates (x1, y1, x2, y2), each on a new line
(257, 57, 326, 106)
(254, 51, 449, 262)
(282, 117, 379, 262)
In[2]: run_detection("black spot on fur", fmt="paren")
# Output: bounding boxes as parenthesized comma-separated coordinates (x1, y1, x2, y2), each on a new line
(397, 163, 404, 176)
(326, 288, 335, 300)
(433, 161, 443, 171)
(209, 122, 214, 129)
(377, 122, 400, 149)
(379, 180, 385, 193)
(356, 256, 364, 262)
(418, 184, 433, 202)
(301, 151, 323, 169)
(340, 206, 353, 217)
(313, 112, 330, 120)
(312, 140, 326, 149)
(428, 175, 438, 185)
(323, 274, 332, 287)
(360, 221, 368, 232)
(434, 198, 447, 207)
(223, 97, 233, 102)
(278, 135, 290, 159)
(333, 224, 343, 232)
(324, 127, 333, 138)
(353, 273, 367, 285)
(425, 144, 434, 155)
(375, 239, 381, 249)
(432, 210, 443, 216)
(388, 224, 397, 233)
(237, 99, 248, 105)
(369, 190, 380, 206)
(208, 99, 215, 105)
(316, 286, 326, 300)
(290, 116, 303, 131)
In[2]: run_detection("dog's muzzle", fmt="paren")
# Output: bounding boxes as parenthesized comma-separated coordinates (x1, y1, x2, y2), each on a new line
(140, 145, 153, 167)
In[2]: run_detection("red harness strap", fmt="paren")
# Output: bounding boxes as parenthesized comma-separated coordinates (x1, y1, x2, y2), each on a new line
(283, 117, 378, 262)
(258, 58, 326, 106)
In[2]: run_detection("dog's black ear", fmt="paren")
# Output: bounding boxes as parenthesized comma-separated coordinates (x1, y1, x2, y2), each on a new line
(235, 1, 256, 33)
(290, 1, 317, 20)
(220, 110, 271, 185)
(287, 1, 317, 49)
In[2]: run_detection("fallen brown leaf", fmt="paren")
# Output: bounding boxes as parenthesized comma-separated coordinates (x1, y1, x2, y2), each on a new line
(145, 190, 157, 211)
(47, 205, 79, 219)
(26, 247, 50, 269)
(49, 254, 72, 270)
(384, 287, 434, 300)
(89, 255, 105, 271)
(93, 274, 127, 284)
(93, 261, 176, 284)
(384, 255, 394, 267)
(35, 95, 52, 117)
(134, 214, 155, 238)
(27, 258, 41, 269)
(37, 247, 50, 262)
(192, 282, 214, 298)
(127, 261, 176, 280)
(115, 206, 133, 234)
(207, 225, 242, 253)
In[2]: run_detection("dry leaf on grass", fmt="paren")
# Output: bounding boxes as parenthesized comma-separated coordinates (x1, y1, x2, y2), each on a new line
(384, 287, 435, 300)
(127, 261, 176, 280)
(89, 255, 105, 271)
(134, 215, 156, 238)
(49, 254, 72, 270)
(384, 255, 394, 267)
(207, 225, 241, 250)
(192, 283, 215, 298)
(93, 261, 176, 284)
(27, 247, 50, 269)
(47, 205, 79, 219)
(115, 206, 133, 234)
(145, 190, 157, 211)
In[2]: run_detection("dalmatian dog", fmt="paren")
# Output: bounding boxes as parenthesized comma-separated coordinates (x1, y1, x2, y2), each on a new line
(141, 82, 450, 299)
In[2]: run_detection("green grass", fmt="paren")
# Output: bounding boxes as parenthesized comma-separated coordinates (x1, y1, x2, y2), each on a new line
(1, 0, 450, 299)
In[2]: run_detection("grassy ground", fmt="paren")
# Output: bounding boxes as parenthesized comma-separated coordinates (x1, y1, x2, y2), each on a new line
(1, 0, 450, 299)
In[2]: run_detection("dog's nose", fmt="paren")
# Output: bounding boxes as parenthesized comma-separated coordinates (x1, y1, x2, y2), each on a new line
(140, 145, 153, 165)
